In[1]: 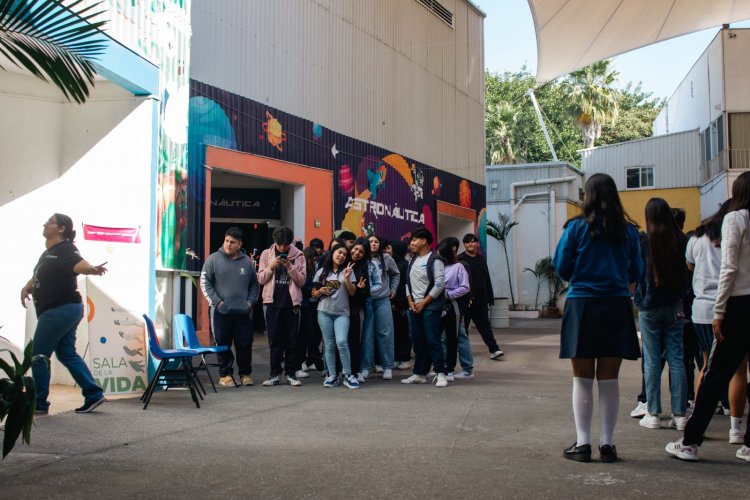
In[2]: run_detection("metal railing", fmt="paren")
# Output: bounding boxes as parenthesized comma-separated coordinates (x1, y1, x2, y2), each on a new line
(700, 149, 750, 183)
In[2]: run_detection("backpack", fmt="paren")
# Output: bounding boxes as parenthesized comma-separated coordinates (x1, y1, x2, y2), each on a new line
(406, 251, 445, 306)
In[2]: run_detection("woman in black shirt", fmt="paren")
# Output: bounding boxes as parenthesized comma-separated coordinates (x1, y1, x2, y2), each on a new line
(20, 213, 108, 414)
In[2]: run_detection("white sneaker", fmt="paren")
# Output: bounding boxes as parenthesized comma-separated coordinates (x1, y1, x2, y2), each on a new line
(669, 415, 687, 431)
(490, 350, 504, 360)
(301, 363, 310, 372)
(356, 373, 366, 384)
(730, 429, 745, 444)
(435, 373, 448, 388)
(427, 370, 436, 379)
(446, 372, 455, 382)
(361, 369, 370, 379)
(374, 365, 384, 373)
(395, 361, 412, 370)
(453, 371, 474, 380)
(639, 413, 661, 429)
(382, 369, 392, 380)
(295, 370, 310, 379)
(630, 401, 648, 418)
(401, 374, 427, 384)
(737, 445, 750, 462)
(287, 376, 303, 387)
(666, 438, 698, 461)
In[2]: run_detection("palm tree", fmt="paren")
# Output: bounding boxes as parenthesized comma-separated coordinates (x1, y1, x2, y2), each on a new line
(486, 101, 519, 164)
(563, 60, 620, 149)
(0, 0, 107, 104)
(486, 212, 518, 308)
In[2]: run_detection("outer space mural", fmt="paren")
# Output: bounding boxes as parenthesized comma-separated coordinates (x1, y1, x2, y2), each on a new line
(185, 80, 487, 270)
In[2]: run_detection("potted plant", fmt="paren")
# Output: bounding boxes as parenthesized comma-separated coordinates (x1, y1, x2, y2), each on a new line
(486, 212, 519, 310)
(1, 339, 47, 458)
(540, 257, 566, 318)
(523, 258, 547, 311)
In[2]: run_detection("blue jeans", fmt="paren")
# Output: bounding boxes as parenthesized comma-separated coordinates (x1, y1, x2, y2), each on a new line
(318, 311, 351, 376)
(408, 306, 445, 375)
(639, 302, 687, 415)
(457, 321, 474, 373)
(361, 296, 395, 371)
(32, 303, 104, 411)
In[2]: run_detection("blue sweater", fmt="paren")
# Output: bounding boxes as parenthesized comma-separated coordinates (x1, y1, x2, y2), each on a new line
(553, 218, 643, 298)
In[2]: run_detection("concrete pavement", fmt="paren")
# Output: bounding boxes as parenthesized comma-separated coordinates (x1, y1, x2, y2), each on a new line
(1, 319, 747, 498)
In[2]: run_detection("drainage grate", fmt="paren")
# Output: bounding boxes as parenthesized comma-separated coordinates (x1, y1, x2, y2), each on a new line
(416, 0, 453, 28)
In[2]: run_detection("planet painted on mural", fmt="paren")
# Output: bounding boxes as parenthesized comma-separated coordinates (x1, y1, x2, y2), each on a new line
(432, 176, 442, 196)
(459, 179, 472, 208)
(262, 111, 287, 151)
(312, 123, 323, 142)
(338, 164, 354, 194)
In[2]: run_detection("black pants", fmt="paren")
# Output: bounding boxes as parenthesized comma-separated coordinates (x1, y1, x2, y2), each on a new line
(444, 301, 461, 372)
(211, 309, 253, 377)
(464, 302, 500, 353)
(297, 305, 323, 370)
(684, 295, 750, 446)
(265, 305, 300, 377)
(393, 307, 411, 362)
(683, 320, 696, 401)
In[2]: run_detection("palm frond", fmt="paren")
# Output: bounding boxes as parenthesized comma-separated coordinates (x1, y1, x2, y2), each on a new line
(0, 0, 107, 103)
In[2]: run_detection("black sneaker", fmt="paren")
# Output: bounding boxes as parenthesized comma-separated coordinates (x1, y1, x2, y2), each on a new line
(34, 408, 49, 416)
(599, 444, 618, 463)
(563, 443, 592, 462)
(75, 396, 106, 413)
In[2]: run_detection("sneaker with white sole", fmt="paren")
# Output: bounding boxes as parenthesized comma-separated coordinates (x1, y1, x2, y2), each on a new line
(360, 369, 370, 379)
(295, 370, 310, 379)
(374, 365, 384, 373)
(427, 370, 436, 379)
(736, 445, 750, 462)
(435, 373, 448, 387)
(219, 375, 235, 387)
(490, 350, 504, 360)
(446, 372, 455, 382)
(730, 429, 745, 445)
(630, 401, 648, 418)
(262, 376, 280, 386)
(640, 413, 661, 429)
(343, 374, 360, 389)
(401, 374, 427, 384)
(240, 375, 253, 386)
(382, 369, 392, 380)
(356, 373, 366, 383)
(287, 375, 303, 387)
(301, 363, 310, 372)
(453, 371, 474, 380)
(323, 375, 339, 388)
(666, 438, 698, 461)
(669, 415, 687, 431)
(75, 396, 106, 414)
(395, 361, 412, 370)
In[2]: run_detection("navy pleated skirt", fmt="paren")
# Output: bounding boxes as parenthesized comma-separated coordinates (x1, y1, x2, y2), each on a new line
(560, 297, 640, 360)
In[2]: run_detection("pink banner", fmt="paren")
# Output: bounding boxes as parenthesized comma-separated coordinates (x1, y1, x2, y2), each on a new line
(83, 224, 141, 243)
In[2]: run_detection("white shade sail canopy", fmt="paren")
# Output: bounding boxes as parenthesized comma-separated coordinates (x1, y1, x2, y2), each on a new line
(529, 0, 750, 82)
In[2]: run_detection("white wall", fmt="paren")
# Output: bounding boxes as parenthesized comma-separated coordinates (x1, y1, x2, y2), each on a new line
(700, 172, 729, 221)
(438, 213, 474, 243)
(723, 30, 750, 113)
(0, 75, 155, 355)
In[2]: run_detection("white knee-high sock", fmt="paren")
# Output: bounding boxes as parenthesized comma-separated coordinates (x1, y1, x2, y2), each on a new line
(598, 378, 620, 446)
(572, 377, 594, 446)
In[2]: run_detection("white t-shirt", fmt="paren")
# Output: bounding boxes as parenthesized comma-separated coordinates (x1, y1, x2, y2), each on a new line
(686, 235, 721, 324)
(313, 268, 355, 316)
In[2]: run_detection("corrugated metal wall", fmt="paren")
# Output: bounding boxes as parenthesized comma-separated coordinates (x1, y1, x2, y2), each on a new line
(580, 130, 702, 189)
(486, 163, 583, 203)
(190, 0, 485, 184)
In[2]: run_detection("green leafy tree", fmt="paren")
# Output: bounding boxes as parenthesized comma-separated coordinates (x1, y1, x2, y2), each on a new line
(599, 82, 664, 144)
(562, 60, 620, 149)
(486, 212, 518, 308)
(0, 0, 107, 104)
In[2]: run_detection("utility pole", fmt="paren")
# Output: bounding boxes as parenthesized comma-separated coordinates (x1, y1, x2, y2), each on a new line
(527, 89, 559, 162)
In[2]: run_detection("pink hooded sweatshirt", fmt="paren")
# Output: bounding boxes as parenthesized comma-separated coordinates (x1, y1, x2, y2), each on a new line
(257, 243, 306, 306)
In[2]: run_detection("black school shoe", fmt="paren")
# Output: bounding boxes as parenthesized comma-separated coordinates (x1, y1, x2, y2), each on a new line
(75, 396, 106, 413)
(599, 445, 618, 463)
(563, 443, 592, 462)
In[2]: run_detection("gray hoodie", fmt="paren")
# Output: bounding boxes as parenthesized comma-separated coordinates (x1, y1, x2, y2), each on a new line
(200, 247, 260, 314)
(368, 253, 401, 300)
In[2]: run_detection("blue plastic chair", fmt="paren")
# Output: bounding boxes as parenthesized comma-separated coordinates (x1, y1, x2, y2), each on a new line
(141, 314, 201, 409)
(173, 314, 231, 392)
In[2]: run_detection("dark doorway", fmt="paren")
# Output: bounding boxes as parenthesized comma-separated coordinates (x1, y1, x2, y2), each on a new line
(209, 222, 271, 260)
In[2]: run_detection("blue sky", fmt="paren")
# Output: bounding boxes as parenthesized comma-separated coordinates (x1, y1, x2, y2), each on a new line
(480, 0, 750, 100)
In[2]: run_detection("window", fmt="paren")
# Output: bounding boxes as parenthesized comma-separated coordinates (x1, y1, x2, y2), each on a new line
(626, 167, 654, 189)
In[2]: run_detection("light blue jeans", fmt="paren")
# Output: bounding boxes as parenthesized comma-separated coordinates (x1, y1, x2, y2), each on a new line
(639, 301, 687, 415)
(457, 321, 474, 373)
(318, 311, 351, 376)
(361, 296, 395, 371)
(32, 302, 104, 411)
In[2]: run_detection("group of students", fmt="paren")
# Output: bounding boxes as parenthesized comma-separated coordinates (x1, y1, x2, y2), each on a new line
(200, 225, 504, 392)
(554, 172, 750, 464)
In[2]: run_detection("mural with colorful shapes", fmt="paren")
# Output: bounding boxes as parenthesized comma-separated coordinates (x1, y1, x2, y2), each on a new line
(188, 81, 486, 259)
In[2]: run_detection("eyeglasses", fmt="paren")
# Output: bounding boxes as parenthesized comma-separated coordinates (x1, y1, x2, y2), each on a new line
(44, 219, 58, 227)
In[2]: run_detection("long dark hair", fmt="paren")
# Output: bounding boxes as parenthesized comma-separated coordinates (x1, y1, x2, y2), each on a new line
(303, 246, 318, 276)
(645, 198, 686, 288)
(368, 234, 387, 278)
(694, 199, 731, 246)
(729, 171, 750, 213)
(389, 241, 408, 264)
(573, 173, 636, 242)
(437, 237, 460, 264)
(53, 213, 76, 242)
(318, 243, 349, 282)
